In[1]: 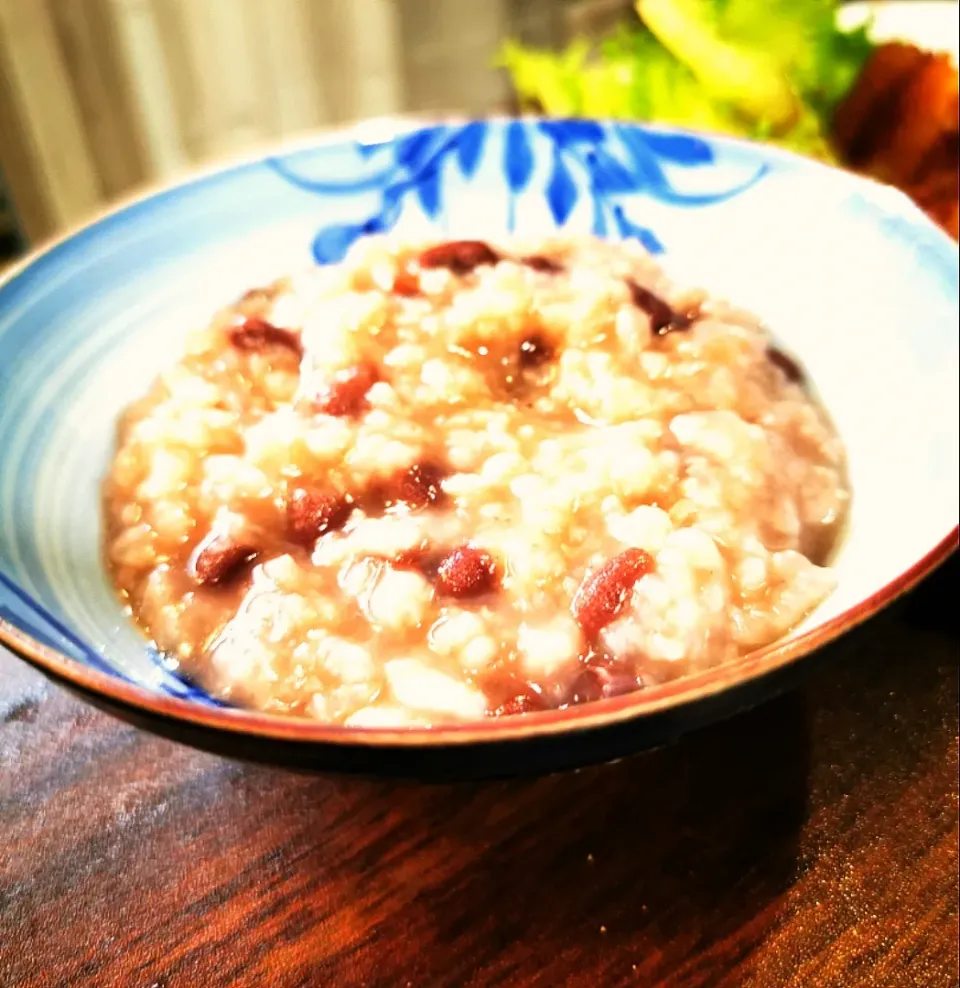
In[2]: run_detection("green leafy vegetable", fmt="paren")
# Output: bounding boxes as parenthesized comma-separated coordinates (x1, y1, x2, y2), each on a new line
(498, 0, 874, 159)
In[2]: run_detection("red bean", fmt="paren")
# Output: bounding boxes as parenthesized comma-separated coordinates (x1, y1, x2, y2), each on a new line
(522, 255, 564, 274)
(571, 548, 654, 638)
(418, 240, 501, 275)
(191, 534, 258, 586)
(397, 461, 447, 509)
(435, 545, 501, 598)
(228, 317, 303, 357)
(767, 346, 805, 385)
(518, 331, 555, 369)
(286, 488, 353, 545)
(626, 280, 698, 337)
(314, 361, 380, 417)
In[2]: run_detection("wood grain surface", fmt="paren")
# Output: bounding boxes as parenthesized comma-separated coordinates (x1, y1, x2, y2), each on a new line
(1, 556, 957, 988)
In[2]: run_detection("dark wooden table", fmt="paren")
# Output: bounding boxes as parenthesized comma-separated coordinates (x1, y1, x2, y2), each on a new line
(2, 558, 957, 988)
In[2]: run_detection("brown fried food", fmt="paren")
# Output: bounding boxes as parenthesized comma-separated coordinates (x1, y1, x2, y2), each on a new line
(905, 130, 960, 238)
(833, 43, 929, 165)
(833, 43, 959, 240)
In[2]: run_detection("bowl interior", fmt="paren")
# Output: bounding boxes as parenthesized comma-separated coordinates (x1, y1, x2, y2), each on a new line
(0, 119, 957, 714)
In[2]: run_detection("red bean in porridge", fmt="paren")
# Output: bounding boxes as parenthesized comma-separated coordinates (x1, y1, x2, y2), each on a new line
(103, 236, 849, 726)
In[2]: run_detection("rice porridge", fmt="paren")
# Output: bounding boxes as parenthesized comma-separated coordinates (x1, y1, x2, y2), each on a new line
(103, 236, 849, 726)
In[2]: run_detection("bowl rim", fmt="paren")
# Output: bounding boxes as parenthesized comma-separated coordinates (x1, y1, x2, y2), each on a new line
(3, 533, 955, 745)
(1, 116, 958, 747)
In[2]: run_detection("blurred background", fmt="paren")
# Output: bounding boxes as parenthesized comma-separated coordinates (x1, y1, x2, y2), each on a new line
(0, 0, 956, 271)
(0, 0, 631, 261)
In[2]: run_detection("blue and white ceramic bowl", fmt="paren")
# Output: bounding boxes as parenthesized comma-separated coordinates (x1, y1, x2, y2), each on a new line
(1, 118, 957, 778)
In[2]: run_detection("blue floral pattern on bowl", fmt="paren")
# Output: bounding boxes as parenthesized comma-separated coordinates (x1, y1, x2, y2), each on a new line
(267, 119, 768, 264)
